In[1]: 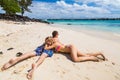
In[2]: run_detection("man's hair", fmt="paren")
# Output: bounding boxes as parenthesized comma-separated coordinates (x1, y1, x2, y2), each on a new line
(52, 31, 58, 37)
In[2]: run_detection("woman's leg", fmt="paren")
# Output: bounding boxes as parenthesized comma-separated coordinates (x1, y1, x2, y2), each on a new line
(77, 50, 88, 56)
(1, 51, 36, 71)
(86, 52, 106, 60)
(69, 45, 98, 62)
(27, 53, 48, 79)
(77, 51, 106, 60)
(68, 44, 88, 57)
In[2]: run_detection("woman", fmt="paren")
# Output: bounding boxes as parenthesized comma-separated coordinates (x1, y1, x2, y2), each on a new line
(50, 31, 106, 62)
(1, 36, 54, 79)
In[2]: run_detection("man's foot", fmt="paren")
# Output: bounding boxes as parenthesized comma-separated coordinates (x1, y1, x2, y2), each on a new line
(1, 63, 11, 71)
(27, 63, 36, 79)
(1, 66, 6, 71)
(1, 58, 18, 71)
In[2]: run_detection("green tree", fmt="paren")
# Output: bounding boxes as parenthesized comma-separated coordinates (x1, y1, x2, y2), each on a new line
(18, 0, 32, 16)
(0, 0, 21, 15)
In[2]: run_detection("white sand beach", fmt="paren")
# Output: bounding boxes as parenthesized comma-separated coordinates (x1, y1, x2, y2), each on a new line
(0, 20, 120, 80)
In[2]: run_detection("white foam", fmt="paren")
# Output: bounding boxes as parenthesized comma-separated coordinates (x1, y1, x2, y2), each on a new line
(113, 33, 120, 37)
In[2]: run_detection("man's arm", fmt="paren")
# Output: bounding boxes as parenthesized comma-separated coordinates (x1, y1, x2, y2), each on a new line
(44, 44, 55, 50)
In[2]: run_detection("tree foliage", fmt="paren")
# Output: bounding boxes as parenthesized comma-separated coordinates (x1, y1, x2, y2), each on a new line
(0, 0, 32, 15)
(18, 0, 32, 16)
(0, 0, 21, 15)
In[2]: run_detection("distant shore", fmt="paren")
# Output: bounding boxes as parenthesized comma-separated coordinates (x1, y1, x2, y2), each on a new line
(0, 13, 49, 24)
(47, 18, 120, 20)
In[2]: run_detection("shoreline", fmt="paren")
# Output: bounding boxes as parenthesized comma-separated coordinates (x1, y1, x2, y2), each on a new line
(0, 20, 120, 80)
(50, 24, 120, 44)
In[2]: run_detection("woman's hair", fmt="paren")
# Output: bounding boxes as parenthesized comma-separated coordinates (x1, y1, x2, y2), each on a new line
(45, 36, 55, 45)
(45, 36, 50, 41)
(52, 31, 58, 37)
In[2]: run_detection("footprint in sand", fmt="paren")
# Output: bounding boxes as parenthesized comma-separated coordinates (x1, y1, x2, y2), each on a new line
(0, 51, 3, 54)
(85, 77, 90, 80)
(7, 47, 14, 51)
(13, 65, 26, 74)
(114, 75, 120, 80)
(111, 62, 115, 65)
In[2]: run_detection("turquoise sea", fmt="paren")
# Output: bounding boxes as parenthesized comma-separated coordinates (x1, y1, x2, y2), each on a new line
(47, 19, 120, 42)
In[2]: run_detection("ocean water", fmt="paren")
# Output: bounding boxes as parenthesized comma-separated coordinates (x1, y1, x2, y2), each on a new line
(47, 19, 120, 42)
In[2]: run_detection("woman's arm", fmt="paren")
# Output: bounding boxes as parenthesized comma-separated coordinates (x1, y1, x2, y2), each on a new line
(44, 43, 55, 50)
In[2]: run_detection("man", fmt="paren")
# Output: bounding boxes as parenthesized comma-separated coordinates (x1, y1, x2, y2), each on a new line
(52, 30, 59, 42)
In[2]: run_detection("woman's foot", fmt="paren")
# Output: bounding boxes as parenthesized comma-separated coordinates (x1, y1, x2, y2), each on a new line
(27, 63, 36, 79)
(90, 56, 99, 62)
(97, 53, 108, 61)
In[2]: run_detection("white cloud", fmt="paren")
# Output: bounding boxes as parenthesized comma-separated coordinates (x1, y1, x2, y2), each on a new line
(57, 1, 72, 8)
(102, 0, 120, 7)
(24, 0, 120, 19)
(75, 0, 120, 8)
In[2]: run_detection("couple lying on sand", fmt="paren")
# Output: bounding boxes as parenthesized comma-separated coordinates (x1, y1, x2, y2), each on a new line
(1, 31, 107, 79)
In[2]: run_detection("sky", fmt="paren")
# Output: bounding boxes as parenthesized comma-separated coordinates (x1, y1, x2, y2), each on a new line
(0, 0, 120, 19)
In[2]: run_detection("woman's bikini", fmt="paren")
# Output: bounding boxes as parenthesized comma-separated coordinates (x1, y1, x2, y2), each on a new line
(55, 45, 70, 53)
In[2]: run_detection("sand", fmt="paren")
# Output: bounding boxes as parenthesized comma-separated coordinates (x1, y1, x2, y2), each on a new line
(0, 20, 120, 80)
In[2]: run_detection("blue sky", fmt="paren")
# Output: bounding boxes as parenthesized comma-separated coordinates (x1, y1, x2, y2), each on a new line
(0, 0, 120, 19)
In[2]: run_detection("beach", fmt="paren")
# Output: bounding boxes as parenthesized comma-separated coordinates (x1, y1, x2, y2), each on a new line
(0, 20, 120, 80)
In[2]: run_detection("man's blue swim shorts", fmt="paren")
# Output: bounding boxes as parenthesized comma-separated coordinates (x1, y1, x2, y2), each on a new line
(34, 44, 53, 57)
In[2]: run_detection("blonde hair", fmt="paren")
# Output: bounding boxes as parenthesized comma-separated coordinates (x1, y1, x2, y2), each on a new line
(45, 36, 55, 45)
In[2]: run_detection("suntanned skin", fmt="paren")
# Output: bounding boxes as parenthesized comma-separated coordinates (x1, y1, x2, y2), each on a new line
(1, 37, 53, 80)
(50, 31, 106, 62)
(26, 31, 107, 79)
(45, 41, 106, 62)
